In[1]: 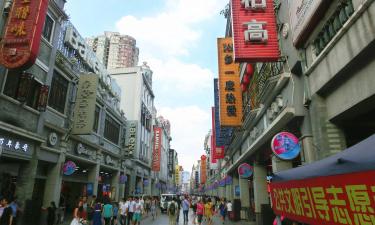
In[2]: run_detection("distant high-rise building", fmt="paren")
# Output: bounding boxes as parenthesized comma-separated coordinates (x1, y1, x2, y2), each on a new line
(86, 32, 139, 69)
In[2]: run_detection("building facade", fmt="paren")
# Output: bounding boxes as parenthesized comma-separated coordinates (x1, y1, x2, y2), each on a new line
(87, 32, 139, 69)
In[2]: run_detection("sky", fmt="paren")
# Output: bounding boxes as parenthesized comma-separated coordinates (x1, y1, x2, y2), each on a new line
(65, 0, 228, 171)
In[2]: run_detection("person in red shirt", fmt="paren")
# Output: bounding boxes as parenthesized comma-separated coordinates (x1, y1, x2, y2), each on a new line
(196, 199, 204, 225)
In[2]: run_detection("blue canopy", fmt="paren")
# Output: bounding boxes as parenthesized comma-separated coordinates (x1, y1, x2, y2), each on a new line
(272, 134, 375, 182)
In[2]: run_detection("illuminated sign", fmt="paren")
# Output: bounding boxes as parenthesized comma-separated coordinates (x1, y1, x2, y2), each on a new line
(217, 38, 243, 126)
(0, 0, 49, 69)
(270, 170, 375, 225)
(0, 136, 30, 154)
(231, 0, 280, 62)
(271, 132, 301, 160)
(152, 127, 162, 171)
(72, 74, 98, 135)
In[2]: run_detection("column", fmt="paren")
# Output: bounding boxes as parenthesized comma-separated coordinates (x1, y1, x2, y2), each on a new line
(88, 159, 100, 197)
(233, 176, 239, 199)
(129, 171, 136, 196)
(253, 163, 269, 225)
(301, 108, 316, 164)
(271, 156, 292, 173)
(239, 176, 250, 207)
(111, 170, 120, 201)
(226, 183, 233, 201)
(43, 153, 66, 206)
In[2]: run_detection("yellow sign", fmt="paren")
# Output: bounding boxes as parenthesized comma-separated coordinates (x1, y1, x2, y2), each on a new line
(72, 74, 98, 134)
(175, 165, 180, 185)
(217, 38, 242, 126)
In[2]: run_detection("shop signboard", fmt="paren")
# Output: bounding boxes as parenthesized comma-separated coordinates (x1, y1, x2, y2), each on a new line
(72, 74, 99, 135)
(211, 107, 225, 162)
(270, 170, 375, 225)
(168, 149, 175, 176)
(175, 165, 181, 185)
(152, 127, 162, 171)
(0, 0, 49, 69)
(200, 155, 207, 184)
(125, 121, 138, 156)
(231, 0, 280, 62)
(288, 0, 328, 47)
(238, 163, 253, 178)
(63, 161, 77, 176)
(217, 38, 243, 127)
(271, 132, 301, 160)
(0, 135, 31, 158)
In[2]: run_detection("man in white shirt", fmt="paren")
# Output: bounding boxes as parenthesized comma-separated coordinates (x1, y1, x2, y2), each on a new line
(127, 197, 135, 225)
(119, 198, 126, 225)
(226, 200, 233, 221)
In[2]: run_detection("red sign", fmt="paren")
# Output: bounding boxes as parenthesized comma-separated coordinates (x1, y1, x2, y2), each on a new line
(152, 127, 162, 171)
(231, 0, 280, 62)
(270, 170, 375, 225)
(0, 0, 49, 69)
(200, 155, 207, 184)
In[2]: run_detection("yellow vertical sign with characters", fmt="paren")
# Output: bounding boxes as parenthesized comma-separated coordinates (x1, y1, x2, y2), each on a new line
(217, 38, 242, 126)
(175, 165, 180, 185)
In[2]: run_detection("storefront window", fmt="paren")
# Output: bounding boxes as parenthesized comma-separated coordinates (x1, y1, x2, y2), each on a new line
(104, 114, 120, 144)
(48, 71, 69, 114)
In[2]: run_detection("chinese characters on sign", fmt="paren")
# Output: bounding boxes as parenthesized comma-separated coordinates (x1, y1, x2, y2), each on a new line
(217, 38, 243, 126)
(126, 121, 137, 156)
(200, 155, 207, 184)
(270, 170, 375, 225)
(72, 74, 99, 135)
(0, 136, 29, 153)
(0, 0, 49, 68)
(152, 127, 162, 171)
(231, 0, 279, 62)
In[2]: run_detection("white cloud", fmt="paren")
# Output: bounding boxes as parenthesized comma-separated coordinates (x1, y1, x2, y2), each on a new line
(158, 106, 211, 171)
(116, 0, 227, 57)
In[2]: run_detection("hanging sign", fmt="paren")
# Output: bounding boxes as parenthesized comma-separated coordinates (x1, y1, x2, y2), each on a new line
(238, 163, 253, 178)
(63, 161, 77, 176)
(231, 0, 280, 62)
(0, 0, 49, 69)
(200, 155, 207, 184)
(271, 132, 301, 160)
(152, 127, 162, 171)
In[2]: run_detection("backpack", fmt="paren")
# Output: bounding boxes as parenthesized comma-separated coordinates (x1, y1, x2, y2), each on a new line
(168, 202, 176, 216)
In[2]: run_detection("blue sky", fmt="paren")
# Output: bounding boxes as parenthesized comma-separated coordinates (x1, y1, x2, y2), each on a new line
(65, 0, 228, 171)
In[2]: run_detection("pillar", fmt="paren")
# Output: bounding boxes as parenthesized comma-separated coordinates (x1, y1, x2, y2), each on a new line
(129, 170, 136, 196)
(88, 159, 100, 197)
(43, 153, 66, 206)
(219, 186, 225, 198)
(233, 176, 239, 199)
(271, 156, 292, 173)
(111, 170, 120, 201)
(226, 183, 233, 201)
(301, 108, 316, 164)
(253, 163, 269, 225)
(239, 176, 250, 207)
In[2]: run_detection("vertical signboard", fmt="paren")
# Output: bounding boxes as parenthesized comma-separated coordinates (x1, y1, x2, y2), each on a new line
(72, 74, 98, 135)
(175, 165, 180, 185)
(200, 155, 207, 184)
(0, 0, 49, 69)
(288, 0, 329, 47)
(231, 0, 280, 62)
(214, 79, 233, 147)
(168, 149, 175, 176)
(152, 127, 162, 171)
(218, 38, 243, 127)
(125, 121, 137, 156)
(211, 107, 224, 162)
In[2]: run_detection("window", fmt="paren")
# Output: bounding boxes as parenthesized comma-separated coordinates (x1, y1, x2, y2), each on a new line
(104, 114, 120, 144)
(42, 14, 54, 42)
(48, 71, 68, 114)
(93, 106, 100, 133)
(3, 70, 43, 110)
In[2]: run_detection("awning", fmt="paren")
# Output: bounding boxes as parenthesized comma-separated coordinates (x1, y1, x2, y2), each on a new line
(272, 134, 375, 182)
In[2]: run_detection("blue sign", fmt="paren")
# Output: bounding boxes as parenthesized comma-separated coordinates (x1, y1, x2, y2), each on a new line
(87, 183, 93, 196)
(238, 163, 253, 179)
(271, 132, 301, 160)
(235, 185, 240, 197)
(63, 161, 76, 176)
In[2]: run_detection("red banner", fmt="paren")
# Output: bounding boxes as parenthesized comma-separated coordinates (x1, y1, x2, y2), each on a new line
(200, 155, 207, 184)
(231, 0, 280, 62)
(0, 0, 49, 69)
(211, 107, 224, 160)
(152, 127, 162, 171)
(270, 170, 375, 225)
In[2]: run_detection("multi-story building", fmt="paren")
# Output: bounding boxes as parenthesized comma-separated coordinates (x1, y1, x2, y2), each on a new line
(109, 63, 154, 196)
(181, 171, 190, 194)
(87, 32, 139, 69)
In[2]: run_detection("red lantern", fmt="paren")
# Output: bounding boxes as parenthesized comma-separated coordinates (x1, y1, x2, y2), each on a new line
(246, 64, 254, 77)
(243, 73, 250, 85)
(241, 83, 248, 92)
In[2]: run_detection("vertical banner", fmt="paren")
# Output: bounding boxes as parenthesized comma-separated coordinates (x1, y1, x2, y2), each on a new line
(152, 127, 162, 171)
(214, 79, 233, 147)
(72, 74, 98, 134)
(211, 107, 218, 165)
(200, 155, 207, 184)
(175, 165, 180, 185)
(231, 0, 280, 62)
(217, 38, 243, 127)
(0, 0, 49, 69)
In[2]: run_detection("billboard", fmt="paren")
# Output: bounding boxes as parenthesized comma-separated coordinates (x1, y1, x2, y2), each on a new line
(231, 0, 280, 62)
(270, 170, 375, 225)
(217, 38, 243, 127)
(72, 74, 98, 134)
(152, 127, 162, 171)
(0, 0, 49, 69)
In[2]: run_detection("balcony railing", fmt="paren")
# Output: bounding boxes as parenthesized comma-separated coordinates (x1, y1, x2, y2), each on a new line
(242, 60, 287, 122)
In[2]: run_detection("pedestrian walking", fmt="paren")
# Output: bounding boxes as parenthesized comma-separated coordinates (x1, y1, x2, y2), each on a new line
(175, 196, 181, 223)
(0, 197, 13, 225)
(127, 197, 135, 225)
(92, 200, 103, 225)
(132, 198, 143, 225)
(167, 198, 178, 225)
(70, 200, 86, 225)
(150, 197, 157, 220)
(226, 200, 233, 221)
(102, 198, 113, 225)
(204, 198, 213, 225)
(195, 199, 204, 225)
(45, 201, 57, 225)
(219, 199, 227, 224)
(191, 197, 197, 224)
(9, 197, 19, 225)
(182, 196, 190, 223)
(119, 198, 126, 225)
(112, 202, 119, 225)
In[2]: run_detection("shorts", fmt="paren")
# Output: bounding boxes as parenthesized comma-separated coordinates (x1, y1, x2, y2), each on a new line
(133, 213, 142, 222)
(197, 215, 203, 223)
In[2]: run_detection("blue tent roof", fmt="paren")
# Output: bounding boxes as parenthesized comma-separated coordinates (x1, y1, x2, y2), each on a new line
(272, 134, 375, 182)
